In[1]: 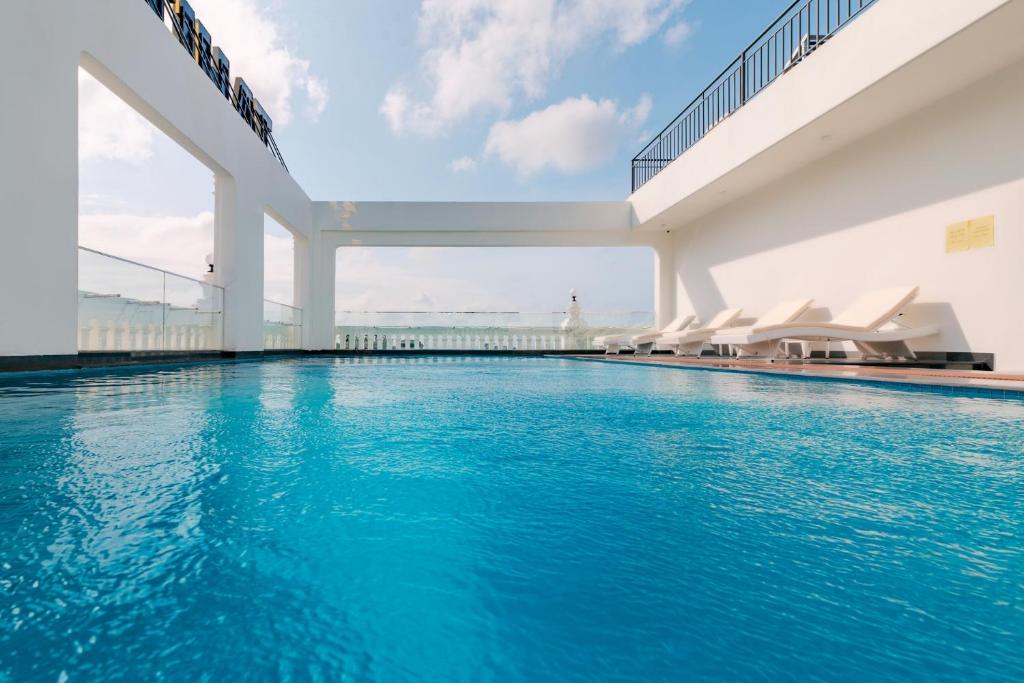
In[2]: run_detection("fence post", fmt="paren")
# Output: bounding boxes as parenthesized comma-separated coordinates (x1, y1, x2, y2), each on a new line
(739, 51, 747, 106)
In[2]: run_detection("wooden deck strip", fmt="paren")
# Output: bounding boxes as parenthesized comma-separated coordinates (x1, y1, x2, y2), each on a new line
(568, 355, 1024, 395)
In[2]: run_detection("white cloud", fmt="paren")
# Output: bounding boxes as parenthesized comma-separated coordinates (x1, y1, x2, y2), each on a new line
(484, 94, 651, 176)
(335, 248, 494, 313)
(334, 247, 655, 317)
(79, 212, 215, 281)
(379, 88, 412, 134)
(411, 291, 436, 307)
(189, 0, 328, 127)
(78, 71, 156, 164)
(78, 1, 327, 165)
(624, 93, 653, 127)
(79, 210, 298, 304)
(382, 0, 687, 136)
(663, 20, 694, 47)
(449, 156, 478, 173)
(79, 193, 127, 211)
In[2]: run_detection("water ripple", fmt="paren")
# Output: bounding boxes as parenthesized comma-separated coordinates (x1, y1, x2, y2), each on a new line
(0, 357, 1021, 681)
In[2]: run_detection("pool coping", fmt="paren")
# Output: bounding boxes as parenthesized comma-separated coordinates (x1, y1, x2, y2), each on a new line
(563, 355, 1024, 400)
(4, 351, 1022, 400)
(0, 349, 607, 374)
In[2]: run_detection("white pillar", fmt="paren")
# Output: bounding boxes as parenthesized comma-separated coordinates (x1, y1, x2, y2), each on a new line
(214, 175, 264, 352)
(305, 241, 337, 350)
(653, 239, 678, 330)
(296, 228, 336, 351)
(0, 6, 79, 356)
(292, 230, 312, 348)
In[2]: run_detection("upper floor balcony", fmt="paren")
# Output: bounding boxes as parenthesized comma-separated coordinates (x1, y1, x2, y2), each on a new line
(631, 0, 877, 193)
(627, 0, 1024, 230)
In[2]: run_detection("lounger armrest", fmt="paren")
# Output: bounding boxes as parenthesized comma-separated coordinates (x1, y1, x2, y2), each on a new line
(631, 331, 663, 344)
(658, 327, 713, 343)
(751, 321, 871, 334)
(594, 334, 632, 345)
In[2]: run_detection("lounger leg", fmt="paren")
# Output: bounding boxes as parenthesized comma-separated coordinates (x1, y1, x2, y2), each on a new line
(605, 342, 620, 355)
(854, 339, 916, 361)
(635, 342, 654, 356)
(731, 340, 776, 359)
(676, 341, 703, 357)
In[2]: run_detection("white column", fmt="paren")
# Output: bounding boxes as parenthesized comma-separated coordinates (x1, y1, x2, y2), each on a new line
(293, 231, 312, 349)
(653, 239, 678, 330)
(214, 175, 264, 352)
(305, 241, 337, 350)
(0, 7, 79, 356)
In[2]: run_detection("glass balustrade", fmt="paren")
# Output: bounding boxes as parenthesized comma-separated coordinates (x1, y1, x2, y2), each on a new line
(334, 310, 653, 351)
(78, 247, 224, 352)
(264, 300, 303, 349)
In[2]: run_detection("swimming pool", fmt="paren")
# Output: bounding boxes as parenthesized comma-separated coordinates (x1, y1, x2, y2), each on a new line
(1, 357, 1021, 680)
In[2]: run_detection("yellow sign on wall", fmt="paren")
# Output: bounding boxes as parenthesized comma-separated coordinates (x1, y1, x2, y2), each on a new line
(969, 215, 995, 249)
(946, 215, 995, 253)
(945, 221, 970, 253)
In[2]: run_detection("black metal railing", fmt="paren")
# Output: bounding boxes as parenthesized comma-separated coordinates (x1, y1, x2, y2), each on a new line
(631, 0, 877, 192)
(145, 0, 289, 172)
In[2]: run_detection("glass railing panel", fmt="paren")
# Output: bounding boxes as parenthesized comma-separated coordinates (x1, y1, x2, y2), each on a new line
(165, 271, 224, 351)
(78, 248, 167, 351)
(77, 247, 224, 352)
(264, 300, 303, 349)
(334, 311, 654, 351)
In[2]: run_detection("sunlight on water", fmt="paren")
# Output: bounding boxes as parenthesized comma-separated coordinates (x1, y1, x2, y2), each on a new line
(0, 357, 1022, 681)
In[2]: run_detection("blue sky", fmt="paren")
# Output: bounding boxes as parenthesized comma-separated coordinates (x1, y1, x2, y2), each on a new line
(79, 0, 792, 315)
(279, 0, 792, 201)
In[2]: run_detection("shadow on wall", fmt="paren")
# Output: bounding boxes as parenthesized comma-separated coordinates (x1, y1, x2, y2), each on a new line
(902, 302, 969, 352)
(674, 60, 1023, 323)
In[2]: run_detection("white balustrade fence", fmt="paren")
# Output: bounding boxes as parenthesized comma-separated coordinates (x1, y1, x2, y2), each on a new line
(334, 311, 653, 352)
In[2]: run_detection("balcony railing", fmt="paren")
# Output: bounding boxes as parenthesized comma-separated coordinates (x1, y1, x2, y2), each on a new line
(335, 310, 653, 352)
(78, 247, 224, 352)
(631, 0, 877, 192)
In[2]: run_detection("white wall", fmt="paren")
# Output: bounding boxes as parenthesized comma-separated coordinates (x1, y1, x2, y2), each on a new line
(670, 60, 1024, 369)
(0, 0, 315, 356)
(630, 0, 1024, 230)
(0, 5, 80, 357)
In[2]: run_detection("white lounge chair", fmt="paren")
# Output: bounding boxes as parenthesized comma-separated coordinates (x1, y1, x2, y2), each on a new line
(713, 298, 815, 354)
(711, 286, 938, 360)
(655, 308, 743, 356)
(594, 313, 695, 355)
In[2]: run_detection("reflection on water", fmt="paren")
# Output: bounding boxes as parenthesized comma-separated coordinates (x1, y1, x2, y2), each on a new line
(0, 358, 1021, 681)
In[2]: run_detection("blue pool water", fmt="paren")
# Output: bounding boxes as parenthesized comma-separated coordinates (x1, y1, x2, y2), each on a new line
(0, 357, 1022, 681)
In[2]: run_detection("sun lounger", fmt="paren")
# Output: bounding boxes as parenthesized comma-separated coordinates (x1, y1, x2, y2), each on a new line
(594, 313, 696, 355)
(655, 308, 743, 356)
(713, 298, 814, 354)
(711, 286, 938, 360)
